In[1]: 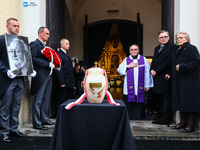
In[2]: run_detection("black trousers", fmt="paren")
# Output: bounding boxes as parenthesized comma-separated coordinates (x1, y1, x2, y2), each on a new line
(149, 90, 172, 121)
(55, 87, 73, 113)
(122, 95, 145, 120)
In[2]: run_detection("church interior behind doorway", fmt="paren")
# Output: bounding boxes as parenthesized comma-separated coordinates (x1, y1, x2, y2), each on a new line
(85, 20, 142, 100)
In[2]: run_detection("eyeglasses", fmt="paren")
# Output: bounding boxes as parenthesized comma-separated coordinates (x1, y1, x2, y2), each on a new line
(176, 37, 185, 40)
(130, 49, 139, 51)
(159, 36, 168, 39)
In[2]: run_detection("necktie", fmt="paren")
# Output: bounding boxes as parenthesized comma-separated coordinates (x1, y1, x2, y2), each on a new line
(158, 45, 164, 53)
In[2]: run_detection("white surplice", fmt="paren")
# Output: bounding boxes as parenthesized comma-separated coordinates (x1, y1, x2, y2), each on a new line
(117, 54, 153, 95)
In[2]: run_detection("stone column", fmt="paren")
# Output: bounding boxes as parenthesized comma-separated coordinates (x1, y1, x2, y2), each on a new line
(161, 0, 174, 42)
(19, 0, 47, 125)
(174, 0, 200, 50)
(46, 0, 65, 50)
(19, 77, 32, 126)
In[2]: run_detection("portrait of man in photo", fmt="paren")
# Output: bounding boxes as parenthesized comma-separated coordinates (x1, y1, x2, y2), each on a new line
(5, 34, 34, 76)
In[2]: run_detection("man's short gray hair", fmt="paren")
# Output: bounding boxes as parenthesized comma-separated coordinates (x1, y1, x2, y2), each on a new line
(158, 30, 169, 36)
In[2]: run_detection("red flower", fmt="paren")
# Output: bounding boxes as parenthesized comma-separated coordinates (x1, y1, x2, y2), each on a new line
(41, 47, 62, 69)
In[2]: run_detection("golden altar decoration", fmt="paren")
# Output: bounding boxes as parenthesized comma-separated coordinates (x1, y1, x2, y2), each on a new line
(97, 39, 126, 87)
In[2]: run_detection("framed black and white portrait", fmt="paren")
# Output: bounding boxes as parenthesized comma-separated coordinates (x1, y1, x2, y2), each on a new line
(5, 34, 34, 76)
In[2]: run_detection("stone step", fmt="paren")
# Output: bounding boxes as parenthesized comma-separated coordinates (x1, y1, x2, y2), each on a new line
(131, 120, 200, 141)
(19, 120, 200, 140)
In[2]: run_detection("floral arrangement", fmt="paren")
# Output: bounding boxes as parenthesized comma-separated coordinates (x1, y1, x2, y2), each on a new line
(41, 47, 62, 69)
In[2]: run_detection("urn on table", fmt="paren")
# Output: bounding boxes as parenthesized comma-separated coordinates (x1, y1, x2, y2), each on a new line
(65, 66, 119, 110)
(84, 67, 107, 103)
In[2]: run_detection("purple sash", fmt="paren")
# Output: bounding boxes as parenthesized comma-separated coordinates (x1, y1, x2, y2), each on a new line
(127, 55, 145, 103)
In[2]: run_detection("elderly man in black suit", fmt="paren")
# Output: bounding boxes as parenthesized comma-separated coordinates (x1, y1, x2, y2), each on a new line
(30, 27, 55, 130)
(0, 18, 29, 142)
(54, 38, 75, 113)
(150, 30, 174, 125)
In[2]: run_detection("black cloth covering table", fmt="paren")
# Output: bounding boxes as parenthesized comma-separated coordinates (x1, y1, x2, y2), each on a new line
(50, 99, 136, 150)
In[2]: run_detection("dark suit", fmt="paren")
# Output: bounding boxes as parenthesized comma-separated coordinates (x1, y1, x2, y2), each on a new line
(30, 39, 52, 126)
(54, 48, 75, 112)
(150, 41, 174, 120)
(0, 34, 24, 135)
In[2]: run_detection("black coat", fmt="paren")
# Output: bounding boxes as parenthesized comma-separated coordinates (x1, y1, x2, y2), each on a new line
(0, 35, 13, 98)
(171, 42, 200, 112)
(54, 49, 75, 88)
(150, 42, 174, 94)
(30, 39, 51, 95)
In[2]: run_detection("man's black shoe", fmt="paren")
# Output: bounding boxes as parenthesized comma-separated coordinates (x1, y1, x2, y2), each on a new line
(10, 131, 27, 137)
(2, 134, 11, 142)
(33, 124, 48, 130)
(42, 120, 55, 125)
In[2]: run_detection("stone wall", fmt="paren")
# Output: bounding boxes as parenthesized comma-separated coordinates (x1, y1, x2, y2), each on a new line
(0, 0, 21, 35)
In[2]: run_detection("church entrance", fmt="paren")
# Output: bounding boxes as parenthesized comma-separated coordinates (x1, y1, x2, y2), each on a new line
(84, 19, 143, 68)
(84, 19, 143, 100)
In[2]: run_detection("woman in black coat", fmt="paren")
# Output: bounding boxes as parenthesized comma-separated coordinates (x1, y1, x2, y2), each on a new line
(169, 32, 200, 133)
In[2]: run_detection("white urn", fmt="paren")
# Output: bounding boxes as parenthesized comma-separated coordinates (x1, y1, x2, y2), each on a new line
(84, 67, 107, 103)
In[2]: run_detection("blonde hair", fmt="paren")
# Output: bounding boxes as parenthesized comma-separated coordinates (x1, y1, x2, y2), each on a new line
(176, 31, 191, 43)
(6, 18, 18, 25)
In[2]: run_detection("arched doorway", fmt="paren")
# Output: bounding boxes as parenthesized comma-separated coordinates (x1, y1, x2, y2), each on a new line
(83, 19, 143, 100)
(84, 19, 143, 68)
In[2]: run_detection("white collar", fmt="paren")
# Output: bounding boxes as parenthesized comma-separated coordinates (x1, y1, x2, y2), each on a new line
(160, 44, 164, 47)
(60, 48, 67, 54)
(37, 38, 46, 46)
(129, 54, 140, 60)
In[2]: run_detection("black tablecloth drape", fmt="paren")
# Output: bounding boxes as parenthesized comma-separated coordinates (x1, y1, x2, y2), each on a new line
(50, 99, 136, 150)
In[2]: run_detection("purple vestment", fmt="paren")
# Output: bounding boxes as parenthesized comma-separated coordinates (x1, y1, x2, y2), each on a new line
(126, 56, 145, 103)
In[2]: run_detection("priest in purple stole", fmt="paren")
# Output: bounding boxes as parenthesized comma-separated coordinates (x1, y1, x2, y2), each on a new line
(117, 44, 153, 120)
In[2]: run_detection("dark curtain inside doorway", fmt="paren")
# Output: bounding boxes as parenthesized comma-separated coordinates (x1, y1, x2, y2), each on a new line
(85, 20, 142, 68)
(118, 22, 138, 56)
(87, 23, 112, 68)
